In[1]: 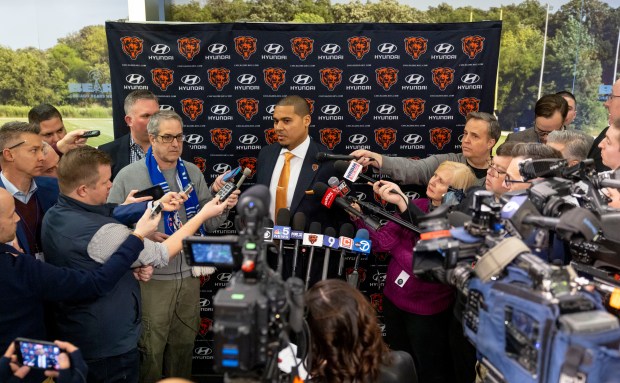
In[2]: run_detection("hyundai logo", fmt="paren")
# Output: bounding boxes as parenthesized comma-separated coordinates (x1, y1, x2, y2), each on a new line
(321, 105, 340, 115)
(458, 134, 464, 142)
(404, 191, 420, 199)
(199, 298, 211, 307)
(404, 74, 424, 85)
(377, 43, 397, 54)
(237, 74, 257, 84)
(373, 271, 386, 282)
(207, 43, 227, 54)
(378, 323, 386, 332)
(403, 134, 423, 144)
(185, 134, 204, 144)
(150, 44, 170, 55)
(264, 43, 284, 54)
(213, 163, 232, 173)
(349, 134, 368, 144)
(194, 347, 213, 356)
(461, 73, 481, 84)
(181, 75, 201, 85)
(210, 105, 229, 115)
(125, 74, 145, 84)
(265, 105, 276, 114)
(434, 43, 455, 54)
(432, 104, 451, 115)
(321, 43, 341, 54)
(159, 104, 174, 111)
(219, 220, 234, 229)
(239, 134, 259, 145)
(293, 74, 312, 85)
(349, 74, 369, 85)
(376, 104, 396, 115)
(217, 273, 232, 282)
(355, 192, 367, 201)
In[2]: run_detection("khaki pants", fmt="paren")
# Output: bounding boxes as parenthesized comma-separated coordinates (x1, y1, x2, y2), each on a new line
(138, 277, 200, 382)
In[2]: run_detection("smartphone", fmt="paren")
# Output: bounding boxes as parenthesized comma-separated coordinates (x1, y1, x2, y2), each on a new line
(14, 338, 61, 371)
(80, 130, 101, 138)
(222, 166, 242, 182)
(150, 201, 163, 218)
(134, 185, 165, 200)
(182, 183, 194, 196)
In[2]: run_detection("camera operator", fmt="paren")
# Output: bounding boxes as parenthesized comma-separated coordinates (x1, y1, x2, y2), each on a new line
(305, 279, 416, 383)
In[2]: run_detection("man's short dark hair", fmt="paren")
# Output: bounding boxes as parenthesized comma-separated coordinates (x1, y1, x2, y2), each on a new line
(28, 104, 63, 128)
(57, 146, 111, 194)
(495, 141, 518, 157)
(0, 121, 38, 150)
(511, 142, 563, 160)
(124, 90, 159, 115)
(535, 94, 568, 120)
(556, 90, 576, 103)
(466, 111, 501, 142)
(275, 95, 310, 117)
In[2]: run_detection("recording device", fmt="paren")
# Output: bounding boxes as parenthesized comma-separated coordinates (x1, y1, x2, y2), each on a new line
(223, 166, 242, 182)
(14, 338, 60, 371)
(80, 130, 100, 138)
(182, 182, 194, 196)
(216, 167, 251, 202)
(316, 152, 358, 162)
(150, 201, 163, 218)
(183, 235, 241, 268)
(134, 184, 165, 200)
(312, 182, 382, 230)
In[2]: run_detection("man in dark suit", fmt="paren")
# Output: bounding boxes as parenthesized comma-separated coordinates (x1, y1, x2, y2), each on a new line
(589, 78, 620, 172)
(505, 94, 568, 144)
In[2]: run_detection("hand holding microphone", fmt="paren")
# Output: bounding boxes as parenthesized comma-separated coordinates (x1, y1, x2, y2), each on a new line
(372, 180, 408, 212)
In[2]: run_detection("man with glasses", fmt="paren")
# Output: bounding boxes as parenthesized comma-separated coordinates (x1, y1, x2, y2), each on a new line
(107, 110, 239, 382)
(589, 79, 620, 172)
(557, 90, 577, 128)
(506, 94, 568, 145)
(503, 143, 563, 193)
(0, 122, 59, 255)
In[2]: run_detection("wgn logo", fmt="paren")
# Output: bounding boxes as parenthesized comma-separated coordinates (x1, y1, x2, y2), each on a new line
(376, 104, 396, 115)
(264, 43, 284, 54)
(293, 74, 313, 85)
(321, 44, 341, 54)
(434, 43, 455, 54)
(185, 134, 204, 145)
(321, 105, 340, 115)
(150, 44, 170, 55)
(125, 74, 145, 84)
(404, 74, 425, 85)
(180, 75, 201, 85)
(377, 43, 398, 54)
(207, 43, 228, 54)
(210, 105, 229, 115)
(213, 163, 232, 174)
(237, 74, 257, 84)
(349, 74, 369, 84)
(349, 134, 368, 145)
(432, 104, 451, 115)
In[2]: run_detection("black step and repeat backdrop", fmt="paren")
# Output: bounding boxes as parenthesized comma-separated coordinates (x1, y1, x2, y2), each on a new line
(106, 20, 501, 375)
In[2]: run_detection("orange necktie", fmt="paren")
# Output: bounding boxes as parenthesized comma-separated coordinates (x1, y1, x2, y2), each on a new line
(275, 152, 295, 217)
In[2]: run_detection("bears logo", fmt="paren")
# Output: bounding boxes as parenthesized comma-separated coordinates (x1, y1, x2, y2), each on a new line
(207, 68, 230, 91)
(198, 317, 213, 336)
(347, 36, 371, 60)
(404, 36, 428, 60)
(373, 191, 389, 208)
(348, 98, 369, 121)
(319, 128, 342, 150)
(374, 128, 397, 150)
(199, 274, 211, 287)
(234, 36, 257, 60)
(120, 36, 143, 60)
(236, 98, 259, 121)
(462, 35, 485, 59)
(210, 128, 232, 151)
(264, 128, 278, 145)
(402, 98, 425, 121)
(305, 98, 315, 114)
(431, 67, 455, 91)
(429, 127, 452, 150)
(375, 67, 399, 91)
(319, 68, 343, 91)
(177, 37, 201, 61)
(194, 156, 207, 173)
(458, 97, 480, 117)
(151, 68, 174, 91)
(238, 157, 257, 178)
(291, 37, 314, 60)
(263, 67, 286, 91)
(181, 98, 204, 121)
(370, 293, 384, 313)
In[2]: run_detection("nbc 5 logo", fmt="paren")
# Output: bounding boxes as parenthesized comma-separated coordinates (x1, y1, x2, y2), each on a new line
(293, 74, 312, 85)
(207, 43, 227, 54)
(264, 43, 284, 54)
(321, 43, 341, 54)
(237, 74, 257, 84)
(213, 163, 232, 174)
(404, 74, 424, 85)
(403, 134, 423, 144)
(377, 43, 397, 54)
(239, 134, 258, 145)
(321, 105, 340, 115)
(349, 134, 368, 144)
(461, 73, 481, 84)
(434, 43, 455, 54)
(432, 104, 451, 115)
(349, 74, 369, 84)
(266, 105, 276, 114)
(376, 104, 396, 115)
(210, 105, 229, 115)
(125, 74, 145, 84)
(185, 134, 204, 144)
(150, 44, 170, 55)
(181, 75, 201, 85)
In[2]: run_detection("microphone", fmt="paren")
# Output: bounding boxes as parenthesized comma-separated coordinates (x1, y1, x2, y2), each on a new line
(274, 208, 291, 275)
(316, 152, 358, 162)
(334, 160, 375, 184)
(337, 223, 355, 276)
(313, 182, 382, 230)
(291, 212, 306, 277)
(328, 176, 351, 196)
(216, 167, 251, 201)
(347, 229, 371, 289)
(303, 222, 322, 289)
(321, 227, 338, 280)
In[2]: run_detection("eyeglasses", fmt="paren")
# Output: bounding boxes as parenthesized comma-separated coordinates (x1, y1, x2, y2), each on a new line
(487, 162, 507, 178)
(534, 125, 554, 138)
(5, 140, 26, 150)
(606, 94, 620, 102)
(503, 174, 532, 187)
(156, 134, 185, 143)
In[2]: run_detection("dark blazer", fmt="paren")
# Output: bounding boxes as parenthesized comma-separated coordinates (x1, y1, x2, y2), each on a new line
(588, 126, 610, 172)
(0, 176, 59, 254)
(505, 127, 540, 143)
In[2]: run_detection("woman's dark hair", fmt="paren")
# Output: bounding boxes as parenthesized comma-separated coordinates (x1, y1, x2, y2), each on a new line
(305, 279, 388, 382)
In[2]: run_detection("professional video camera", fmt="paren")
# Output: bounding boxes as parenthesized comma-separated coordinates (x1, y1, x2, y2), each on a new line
(183, 185, 305, 382)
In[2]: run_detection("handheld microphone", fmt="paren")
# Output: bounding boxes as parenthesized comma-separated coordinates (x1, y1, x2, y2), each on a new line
(333, 161, 400, 198)
(274, 208, 291, 275)
(316, 152, 358, 162)
(313, 182, 382, 230)
(337, 223, 355, 276)
(303, 222, 323, 289)
(347, 228, 370, 289)
(291, 212, 306, 277)
(328, 176, 351, 196)
(216, 167, 251, 201)
(321, 227, 338, 280)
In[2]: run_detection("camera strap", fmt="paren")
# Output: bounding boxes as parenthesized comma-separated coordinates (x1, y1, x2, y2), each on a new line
(474, 237, 530, 282)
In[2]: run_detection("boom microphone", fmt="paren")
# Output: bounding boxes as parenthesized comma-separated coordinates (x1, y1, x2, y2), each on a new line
(312, 182, 381, 230)
(316, 152, 358, 162)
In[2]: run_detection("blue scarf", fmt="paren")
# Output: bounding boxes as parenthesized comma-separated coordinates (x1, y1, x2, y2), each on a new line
(145, 147, 206, 236)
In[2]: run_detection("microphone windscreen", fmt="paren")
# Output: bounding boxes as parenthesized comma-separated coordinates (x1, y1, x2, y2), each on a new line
(292, 212, 306, 231)
(276, 208, 290, 226)
(339, 223, 355, 238)
(355, 228, 369, 240)
(241, 167, 252, 177)
(333, 160, 350, 176)
(309, 222, 322, 234)
(315, 152, 327, 161)
(328, 176, 339, 187)
(324, 227, 337, 237)
(311, 182, 330, 199)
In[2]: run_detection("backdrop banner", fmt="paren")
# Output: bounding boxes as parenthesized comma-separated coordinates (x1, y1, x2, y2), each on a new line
(106, 20, 501, 375)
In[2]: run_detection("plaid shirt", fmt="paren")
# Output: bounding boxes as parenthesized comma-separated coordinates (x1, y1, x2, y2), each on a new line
(129, 135, 146, 164)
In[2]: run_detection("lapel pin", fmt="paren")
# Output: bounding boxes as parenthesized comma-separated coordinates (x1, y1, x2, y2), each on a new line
(312, 164, 319, 172)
